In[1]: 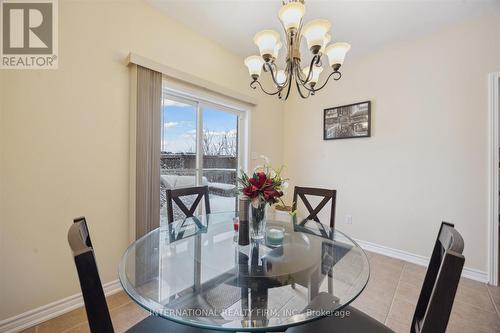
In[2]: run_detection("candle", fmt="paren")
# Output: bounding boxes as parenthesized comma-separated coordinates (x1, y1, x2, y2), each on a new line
(233, 217, 239, 232)
(266, 227, 284, 246)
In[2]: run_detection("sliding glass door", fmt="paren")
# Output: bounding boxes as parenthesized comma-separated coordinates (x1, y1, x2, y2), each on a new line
(160, 91, 244, 224)
(202, 106, 239, 213)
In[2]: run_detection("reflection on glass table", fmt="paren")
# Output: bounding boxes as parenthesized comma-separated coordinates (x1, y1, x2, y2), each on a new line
(119, 212, 370, 332)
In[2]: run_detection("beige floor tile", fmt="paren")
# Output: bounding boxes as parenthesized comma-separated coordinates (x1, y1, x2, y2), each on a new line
(373, 265, 402, 282)
(351, 258, 402, 324)
(109, 301, 150, 332)
(448, 299, 500, 333)
(369, 258, 404, 287)
(399, 263, 426, 288)
(61, 322, 90, 333)
(362, 281, 398, 305)
(363, 250, 375, 259)
(446, 322, 496, 333)
(35, 307, 88, 333)
(350, 300, 388, 324)
(106, 291, 133, 310)
(454, 278, 496, 313)
(385, 295, 415, 329)
(487, 284, 500, 311)
(395, 280, 420, 303)
(351, 283, 397, 323)
(385, 316, 410, 333)
(370, 253, 405, 272)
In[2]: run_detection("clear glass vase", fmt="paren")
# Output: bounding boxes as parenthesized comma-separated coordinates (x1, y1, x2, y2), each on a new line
(249, 201, 268, 240)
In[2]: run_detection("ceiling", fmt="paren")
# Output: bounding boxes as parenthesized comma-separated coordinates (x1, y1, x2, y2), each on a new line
(148, 0, 500, 60)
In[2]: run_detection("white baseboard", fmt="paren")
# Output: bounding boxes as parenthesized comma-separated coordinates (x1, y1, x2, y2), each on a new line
(0, 280, 122, 333)
(354, 238, 489, 283)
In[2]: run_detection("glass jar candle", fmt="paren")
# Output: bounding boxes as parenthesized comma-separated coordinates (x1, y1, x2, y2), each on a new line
(266, 227, 285, 247)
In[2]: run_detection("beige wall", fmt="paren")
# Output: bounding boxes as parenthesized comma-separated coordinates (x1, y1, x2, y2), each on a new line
(283, 11, 500, 273)
(0, 0, 283, 320)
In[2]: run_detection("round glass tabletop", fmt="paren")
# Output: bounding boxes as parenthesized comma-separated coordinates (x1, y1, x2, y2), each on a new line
(119, 212, 370, 332)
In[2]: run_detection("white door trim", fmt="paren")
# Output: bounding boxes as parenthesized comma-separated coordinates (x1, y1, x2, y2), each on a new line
(488, 71, 500, 286)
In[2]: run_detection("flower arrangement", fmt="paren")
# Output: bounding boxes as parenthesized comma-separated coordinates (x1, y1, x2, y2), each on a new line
(237, 157, 288, 240)
(237, 157, 287, 207)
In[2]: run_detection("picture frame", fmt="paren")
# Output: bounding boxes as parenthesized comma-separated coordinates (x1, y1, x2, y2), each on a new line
(324, 101, 371, 140)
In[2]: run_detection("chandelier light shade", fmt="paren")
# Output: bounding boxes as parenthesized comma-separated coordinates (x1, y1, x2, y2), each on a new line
(244, 55, 265, 78)
(244, 0, 351, 100)
(278, 1, 305, 31)
(302, 19, 331, 53)
(325, 42, 351, 68)
(253, 30, 281, 60)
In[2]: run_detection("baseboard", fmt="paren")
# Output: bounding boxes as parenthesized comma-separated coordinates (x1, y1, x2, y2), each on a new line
(354, 238, 489, 283)
(0, 280, 122, 333)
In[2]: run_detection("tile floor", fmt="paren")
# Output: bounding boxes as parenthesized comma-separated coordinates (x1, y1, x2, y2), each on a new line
(20, 252, 500, 333)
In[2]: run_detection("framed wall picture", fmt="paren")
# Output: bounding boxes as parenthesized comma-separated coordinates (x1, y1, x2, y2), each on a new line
(324, 101, 371, 140)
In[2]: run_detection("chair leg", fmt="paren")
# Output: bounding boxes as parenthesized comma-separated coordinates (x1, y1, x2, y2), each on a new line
(328, 272, 333, 294)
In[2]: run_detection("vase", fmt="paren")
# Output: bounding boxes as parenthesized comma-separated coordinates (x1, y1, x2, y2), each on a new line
(249, 201, 268, 240)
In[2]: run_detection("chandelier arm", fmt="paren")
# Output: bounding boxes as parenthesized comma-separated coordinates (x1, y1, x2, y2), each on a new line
(293, 59, 305, 84)
(294, 56, 319, 85)
(295, 77, 311, 99)
(312, 70, 342, 90)
(274, 60, 293, 92)
(250, 80, 282, 96)
(264, 62, 283, 88)
(306, 55, 321, 82)
(283, 61, 291, 86)
(293, 59, 306, 84)
(283, 62, 294, 100)
(300, 70, 342, 93)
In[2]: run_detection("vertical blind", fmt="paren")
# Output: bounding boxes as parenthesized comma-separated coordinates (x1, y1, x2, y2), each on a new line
(135, 66, 162, 239)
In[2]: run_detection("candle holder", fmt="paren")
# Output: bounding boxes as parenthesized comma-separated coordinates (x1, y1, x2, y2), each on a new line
(266, 226, 285, 247)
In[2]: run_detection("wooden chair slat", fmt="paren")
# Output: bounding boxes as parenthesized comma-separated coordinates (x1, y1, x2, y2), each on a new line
(293, 186, 337, 228)
(166, 185, 211, 224)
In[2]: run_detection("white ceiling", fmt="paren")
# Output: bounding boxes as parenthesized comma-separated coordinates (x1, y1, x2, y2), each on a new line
(148, 0, 500, 60)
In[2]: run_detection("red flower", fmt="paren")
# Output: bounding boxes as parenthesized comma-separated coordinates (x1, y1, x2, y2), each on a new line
(263, 189, 283, 201)
(249, 172, 268, 189)
(243, 185, 259, 198)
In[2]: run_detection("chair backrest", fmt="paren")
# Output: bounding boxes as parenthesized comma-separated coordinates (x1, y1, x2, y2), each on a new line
(292, 186, 337, 228)
(68, 217, 114, 333)
(411, 222, 465, 333)
(166, 185, 211, 224)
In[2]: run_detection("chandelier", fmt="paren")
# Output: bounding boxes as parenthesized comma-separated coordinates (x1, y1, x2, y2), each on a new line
(244, 0, 350, 100)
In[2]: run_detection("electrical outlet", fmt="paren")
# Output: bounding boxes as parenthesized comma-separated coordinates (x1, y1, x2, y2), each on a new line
(345, 215, 352, 224)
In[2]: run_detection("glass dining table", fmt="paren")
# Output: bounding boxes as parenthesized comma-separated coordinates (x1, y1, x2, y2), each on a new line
(119, 212, 370, 332)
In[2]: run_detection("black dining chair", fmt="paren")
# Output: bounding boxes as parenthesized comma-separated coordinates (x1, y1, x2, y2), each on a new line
(286, 221, 465, 333)
(292, 186, 337, 228)
(166, 185, 211, 224)
(68, 216, 220, 333)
